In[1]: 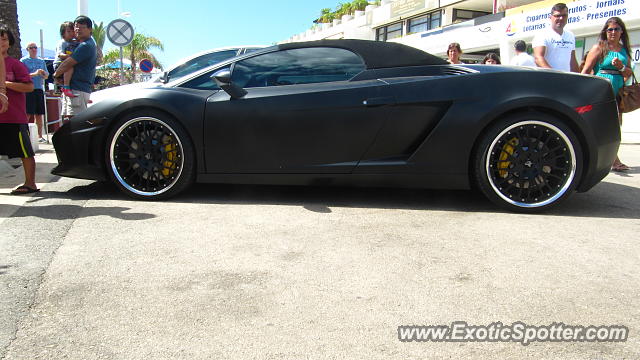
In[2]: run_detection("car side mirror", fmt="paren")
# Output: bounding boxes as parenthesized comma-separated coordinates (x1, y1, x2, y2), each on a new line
(212, 69, 247, 99)
(161, 71, 169, 83)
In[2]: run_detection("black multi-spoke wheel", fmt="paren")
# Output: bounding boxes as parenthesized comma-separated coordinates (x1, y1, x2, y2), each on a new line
(107, 110, 195, 200)
(474, 113, 582, 212)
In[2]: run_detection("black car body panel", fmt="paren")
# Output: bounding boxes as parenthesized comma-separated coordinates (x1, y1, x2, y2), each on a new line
(52, 39, 620, 210)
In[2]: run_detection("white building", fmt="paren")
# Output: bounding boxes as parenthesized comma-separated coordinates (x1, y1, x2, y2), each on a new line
(283, 0, 639, 73)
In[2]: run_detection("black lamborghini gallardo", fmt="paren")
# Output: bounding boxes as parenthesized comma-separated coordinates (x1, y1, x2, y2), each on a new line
(52, 39, 620, 212)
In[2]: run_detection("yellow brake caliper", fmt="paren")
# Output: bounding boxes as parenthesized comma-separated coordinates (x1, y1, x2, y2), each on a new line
(161, 136, 177, 178)
(498, 137, 518, 178)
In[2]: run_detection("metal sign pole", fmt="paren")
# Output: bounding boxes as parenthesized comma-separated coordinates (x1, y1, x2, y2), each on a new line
(42, 90, 49, 143)
(39, 28, 49, 142)
(107, 19, 134, 85)
(39, 29, 44, 58)
(119, 47, 124, 85)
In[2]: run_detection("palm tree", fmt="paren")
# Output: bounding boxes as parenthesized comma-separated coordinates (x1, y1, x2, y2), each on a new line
(351, 0, 371, 12)
(314, 0, 379, 24)
(92, 21, 106, 65)
(125, 33, 163, 75)
(335, 2, 353, 18)
(0, 0, 22, 58)
(103, 33, 163, 82)
(317, 8, 334, 23)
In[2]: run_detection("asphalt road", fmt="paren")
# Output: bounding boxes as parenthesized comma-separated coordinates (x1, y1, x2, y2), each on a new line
(1, 144, 639, 359)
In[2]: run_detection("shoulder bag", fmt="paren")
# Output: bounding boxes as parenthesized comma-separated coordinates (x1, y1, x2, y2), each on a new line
(619, 73, 640, 113)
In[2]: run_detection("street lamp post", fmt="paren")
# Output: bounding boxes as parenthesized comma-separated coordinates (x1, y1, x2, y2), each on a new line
(77, 0, 88, 15)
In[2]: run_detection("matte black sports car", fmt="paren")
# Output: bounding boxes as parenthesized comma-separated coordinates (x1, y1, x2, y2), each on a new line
(52, 39, 620, 212)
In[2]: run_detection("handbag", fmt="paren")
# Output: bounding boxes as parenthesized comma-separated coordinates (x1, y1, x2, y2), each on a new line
(619, 73, 640, 113)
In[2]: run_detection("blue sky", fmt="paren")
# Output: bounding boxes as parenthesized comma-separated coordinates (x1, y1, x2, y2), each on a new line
(17, 0, 339, 69)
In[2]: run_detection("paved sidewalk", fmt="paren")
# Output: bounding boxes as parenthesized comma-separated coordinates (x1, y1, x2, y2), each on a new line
(0, 143, 60, 225)
(622, 110, 640, 144)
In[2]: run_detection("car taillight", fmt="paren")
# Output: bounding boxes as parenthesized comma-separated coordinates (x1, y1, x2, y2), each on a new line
(575, 105, 593, 114)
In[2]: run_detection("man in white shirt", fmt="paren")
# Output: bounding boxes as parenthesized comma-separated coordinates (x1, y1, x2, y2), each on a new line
(510, 40, 536, 67)
(532, 3, 579, 72)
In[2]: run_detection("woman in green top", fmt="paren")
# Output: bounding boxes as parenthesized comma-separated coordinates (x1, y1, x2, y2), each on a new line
(581, 16, 633, 172)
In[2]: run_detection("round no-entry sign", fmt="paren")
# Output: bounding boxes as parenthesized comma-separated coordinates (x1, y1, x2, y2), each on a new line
(139, 59, 153, 73)
(107, 19, 134, 47)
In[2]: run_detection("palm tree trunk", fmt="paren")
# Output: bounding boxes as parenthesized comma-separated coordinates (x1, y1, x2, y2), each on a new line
(0, 0, 22, 59)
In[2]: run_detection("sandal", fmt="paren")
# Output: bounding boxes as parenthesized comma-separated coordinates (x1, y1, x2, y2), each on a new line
(612, 163, 630, 172)
(10, 185, 40, 195)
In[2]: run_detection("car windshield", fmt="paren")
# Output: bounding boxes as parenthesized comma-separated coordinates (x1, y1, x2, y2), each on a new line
(153, 49, 240, 83)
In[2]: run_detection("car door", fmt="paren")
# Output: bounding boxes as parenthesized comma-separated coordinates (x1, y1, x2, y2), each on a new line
(201, 47, 393, 174)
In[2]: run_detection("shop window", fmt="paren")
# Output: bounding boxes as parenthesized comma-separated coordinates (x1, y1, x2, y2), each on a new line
(408, 10, 442, 34)
(376, 22, 403, 41)
(430, 11, 441, 29)
(453, 9, 490, 23)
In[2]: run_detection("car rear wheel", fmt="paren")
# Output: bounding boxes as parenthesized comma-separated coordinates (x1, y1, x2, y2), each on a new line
(473, 113, 582, 212)
(106, 110, 195, 200)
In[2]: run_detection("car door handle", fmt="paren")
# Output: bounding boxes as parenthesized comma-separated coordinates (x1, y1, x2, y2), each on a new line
(363, 97, 396, 107)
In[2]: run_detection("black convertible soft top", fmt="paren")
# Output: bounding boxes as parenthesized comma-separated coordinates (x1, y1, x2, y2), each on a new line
(278, 39, 447, 69)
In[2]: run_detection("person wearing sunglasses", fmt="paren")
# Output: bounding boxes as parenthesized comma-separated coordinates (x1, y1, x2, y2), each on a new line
(581, 17, 633, 172)
(20, 42, 49, 143)
(532, 3, 579, 72)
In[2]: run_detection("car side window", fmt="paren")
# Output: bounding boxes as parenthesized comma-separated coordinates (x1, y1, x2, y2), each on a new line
(168, 49, 238, 82)
(230, 47, 364, 88)
(180, 67, 228, 91)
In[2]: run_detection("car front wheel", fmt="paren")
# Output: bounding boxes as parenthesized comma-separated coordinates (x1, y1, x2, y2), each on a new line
(106, 110, 195, 200)
(473, 113, 582, 212)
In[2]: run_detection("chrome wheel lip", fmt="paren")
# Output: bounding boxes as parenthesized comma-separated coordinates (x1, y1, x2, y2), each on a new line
(485, 120, 577, 208)
(109, 117, 184, 197)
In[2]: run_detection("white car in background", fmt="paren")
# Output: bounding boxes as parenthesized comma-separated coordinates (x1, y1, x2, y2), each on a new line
(90, 45, 266, 105)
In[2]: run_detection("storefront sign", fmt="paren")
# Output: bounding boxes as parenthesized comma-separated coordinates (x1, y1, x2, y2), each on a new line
(632, 46, 640, 64)
(496, 0, 547, 13)
(391, 0, 432, 18)
(504, 0, 637, 37)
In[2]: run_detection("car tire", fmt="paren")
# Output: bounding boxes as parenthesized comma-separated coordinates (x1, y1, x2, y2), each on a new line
(473, 112, 583, 212)
(106, 110, 195, 200)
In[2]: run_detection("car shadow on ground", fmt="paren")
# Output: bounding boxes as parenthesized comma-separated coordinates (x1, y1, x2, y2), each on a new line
(34, 177, 639, 219)
(182, 183, 495, 213)
(174, 180, 638, 219)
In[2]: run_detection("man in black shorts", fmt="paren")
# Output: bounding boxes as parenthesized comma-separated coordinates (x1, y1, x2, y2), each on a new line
(21, 42, 48, 143)
(1, 26, 39, 194)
